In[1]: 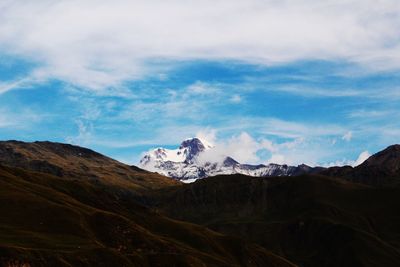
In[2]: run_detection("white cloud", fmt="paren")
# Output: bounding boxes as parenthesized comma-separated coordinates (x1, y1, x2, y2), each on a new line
(248, 118, 345, 139)
(342, 131, 353, 141)
(230, 94, 242, 103)
(66, 120, 93, 146)
(0, 75, 43, 95)
(324, 150, 371, 167)
(196, 129, 217, 146)
(267, 154, 286, 165)
(197, 131, 334, 166)
(347, 109, 392, 118)
(273, 86, 363, 98)
(186, 81, 217, 95)
(1, 0, 400, 90)
(0, 108, 43, 129)
(112, 80, 227, 123)
(198, 132, 261, 164)
(262, 137, 329, 166)
(353, 150, 371, 166)
(0, 113, 16, 128)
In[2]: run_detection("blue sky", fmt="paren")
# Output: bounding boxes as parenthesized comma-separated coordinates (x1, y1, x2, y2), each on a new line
(0, 1, 399, 166)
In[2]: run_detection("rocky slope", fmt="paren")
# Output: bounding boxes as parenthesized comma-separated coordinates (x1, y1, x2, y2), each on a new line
(139, 138, 324, 181)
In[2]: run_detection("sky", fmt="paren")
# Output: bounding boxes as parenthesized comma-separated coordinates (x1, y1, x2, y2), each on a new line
(0, 0, 400, 166)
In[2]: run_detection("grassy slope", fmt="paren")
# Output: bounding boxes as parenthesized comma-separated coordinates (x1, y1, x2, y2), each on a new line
(0, 141, 179, 191)
(153, 174, 400, 267)
(0, 165, 296, 267)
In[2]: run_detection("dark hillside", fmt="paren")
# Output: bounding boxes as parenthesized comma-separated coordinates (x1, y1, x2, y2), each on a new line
(322, 144, 400, 186)
(152, 174, 400, 267)
(0, 141, 296, 267)
(2, 141, 400, 267)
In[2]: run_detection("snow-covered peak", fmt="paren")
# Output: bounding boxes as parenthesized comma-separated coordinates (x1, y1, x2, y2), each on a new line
(140, 148, 183, 166)
(178, 137, 212, 163)
(140, 137, 212, 166)
(138, 137, 321, 182)
(195, 137, 214, 149)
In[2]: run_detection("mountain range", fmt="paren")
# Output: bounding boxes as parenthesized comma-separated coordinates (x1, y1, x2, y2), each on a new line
(0, 140, 400, 267)
(139, 137, 325, 181)
(0, 140, 293, 267)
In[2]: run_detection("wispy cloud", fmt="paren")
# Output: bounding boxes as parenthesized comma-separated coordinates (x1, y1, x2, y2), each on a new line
(347, 109, 393, 118)
(342, 131, 353, 142)
(65, 119, 93, 146)
(0, 108, 43, 129)
(0, 76, 39, 95)
(270, 86, 363, 98)
(239, 117, 348, 139)
(230, 94, 242, 103)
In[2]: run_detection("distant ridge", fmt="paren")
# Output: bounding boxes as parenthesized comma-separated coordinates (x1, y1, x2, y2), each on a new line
(139, 137, 324, 181)
(322, 144, 400, 186)
(140, 139, 400, 186)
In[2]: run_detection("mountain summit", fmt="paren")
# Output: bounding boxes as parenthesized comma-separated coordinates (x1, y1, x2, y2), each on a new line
(178, 137, 212, 162)
(139, 137, 323, 181)
(140, 137, 213, 167)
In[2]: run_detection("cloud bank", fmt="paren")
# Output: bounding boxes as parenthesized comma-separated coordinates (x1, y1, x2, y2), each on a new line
(1, 0, 400, 90)
(195, 131, 371, 167)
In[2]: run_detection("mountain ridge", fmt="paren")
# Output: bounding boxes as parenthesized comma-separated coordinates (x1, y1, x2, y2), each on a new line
(322, 144, 400, 186)
(140, 138, 400, 186)
(139, 137, 325, 181)
(0, 140, 296, 267)
(1, 140, 400, 266)
(0, 140, 179, 191)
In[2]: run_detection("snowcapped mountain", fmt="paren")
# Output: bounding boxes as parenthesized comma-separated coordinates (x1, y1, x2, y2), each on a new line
(139, 137, 212, 165)
(139, 137, 324, 182)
